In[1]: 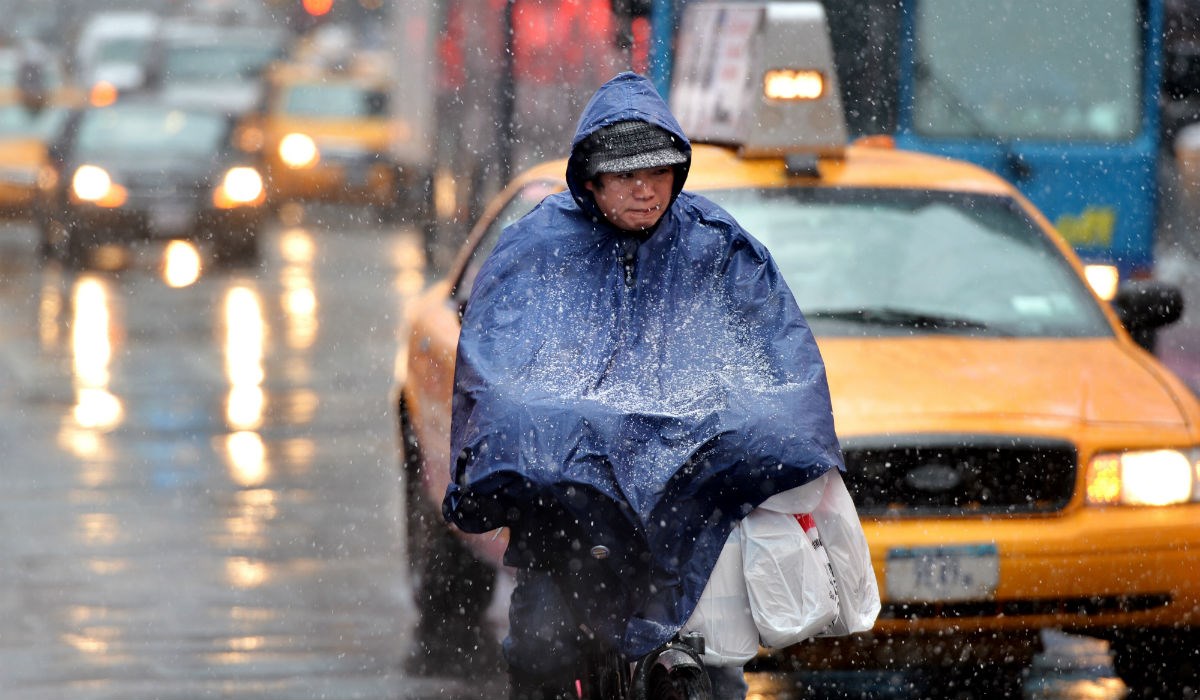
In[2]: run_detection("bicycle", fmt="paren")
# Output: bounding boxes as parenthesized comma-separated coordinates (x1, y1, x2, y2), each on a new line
(525, 533, 712, 700)
(575, 627, 713, 700)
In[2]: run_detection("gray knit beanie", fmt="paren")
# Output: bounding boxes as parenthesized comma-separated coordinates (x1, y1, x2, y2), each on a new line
(582, 120, 688, 178)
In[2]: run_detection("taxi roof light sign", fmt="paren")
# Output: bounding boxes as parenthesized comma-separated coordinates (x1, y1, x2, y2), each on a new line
(763, 69, 825, 101)
(670, 2, 848, 157)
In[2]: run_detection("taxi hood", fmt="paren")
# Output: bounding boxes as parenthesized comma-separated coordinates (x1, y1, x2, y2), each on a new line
(822, 337, 1189, 435)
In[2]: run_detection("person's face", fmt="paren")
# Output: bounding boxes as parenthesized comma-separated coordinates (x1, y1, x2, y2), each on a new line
(584, 166, 675, 231)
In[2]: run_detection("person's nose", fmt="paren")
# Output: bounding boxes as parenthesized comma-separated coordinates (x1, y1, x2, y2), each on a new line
(632, 179, 653, 197)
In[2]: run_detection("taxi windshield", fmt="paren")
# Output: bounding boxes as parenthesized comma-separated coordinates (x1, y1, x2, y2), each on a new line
(706, 187, 1112, 338)
(74, 106, 227, 156)
(281, 84, 389, 118)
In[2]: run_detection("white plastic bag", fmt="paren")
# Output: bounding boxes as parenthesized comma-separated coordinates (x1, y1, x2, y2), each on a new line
(812, 469, 881, 636)
(741, 491, 840, 648)
(756, 470, 829, 514)
(681, 522, 760, 667)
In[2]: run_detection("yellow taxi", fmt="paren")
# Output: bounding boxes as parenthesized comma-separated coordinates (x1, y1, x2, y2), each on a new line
(256, 62, 406, 215)
(0, 47, 82, 219)
(395, 2, 1200, 694)
(0, 107, 64, 218)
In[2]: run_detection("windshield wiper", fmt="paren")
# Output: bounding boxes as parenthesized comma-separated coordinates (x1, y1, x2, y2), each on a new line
(913, 55, 994, 140)
(806, 307, 993, 332)
(913, 55, 1032, 181)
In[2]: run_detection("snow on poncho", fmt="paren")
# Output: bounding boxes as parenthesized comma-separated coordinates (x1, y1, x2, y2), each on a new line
(444, 72, 844, 658)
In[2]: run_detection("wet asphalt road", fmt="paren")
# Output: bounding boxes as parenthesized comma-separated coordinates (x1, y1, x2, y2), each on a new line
(0, 211, 504, 699)
(1, 201, 1195, 699)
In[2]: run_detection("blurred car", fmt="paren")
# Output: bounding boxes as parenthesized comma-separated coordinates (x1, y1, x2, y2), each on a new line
(36, 99, 266, 264)
(0, 45, 79, 219)
(0, 103, 68, 218)
(73, 10, 160, 103)
(145, 19, 291, 119)
(0, 43, 83, 111)
(394, 4, 1200, 696)
(256, 62, 408, 217)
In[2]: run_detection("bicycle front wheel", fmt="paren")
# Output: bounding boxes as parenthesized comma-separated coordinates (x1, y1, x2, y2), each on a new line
(647, 664, 711, 700)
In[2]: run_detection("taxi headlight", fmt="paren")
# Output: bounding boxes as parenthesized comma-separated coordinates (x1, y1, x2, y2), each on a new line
(279, 133, 319, 169)
(214, 166, 265, 208)
(71, 164, 112, 201)
(1085, 448, 1198, 506)
(71, 164, 126, 207)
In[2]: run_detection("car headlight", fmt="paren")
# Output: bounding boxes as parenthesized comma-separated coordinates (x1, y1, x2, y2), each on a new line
(71, 164, 126, 207)
(1085, 448, 1199, 506)
(213, 166, 265, 208)
(279, 133, 319, 169)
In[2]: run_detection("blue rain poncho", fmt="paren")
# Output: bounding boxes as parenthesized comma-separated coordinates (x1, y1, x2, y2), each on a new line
(444, 72, 844, 661)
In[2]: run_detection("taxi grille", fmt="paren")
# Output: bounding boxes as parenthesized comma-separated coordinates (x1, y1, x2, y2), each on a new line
(123, 174, 206, 202)
(841, 435, 1077, 516)
(320, 149, 379, 168)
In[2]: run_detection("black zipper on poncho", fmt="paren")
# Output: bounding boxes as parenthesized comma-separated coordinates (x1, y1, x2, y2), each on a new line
(618, 236, 639, 288)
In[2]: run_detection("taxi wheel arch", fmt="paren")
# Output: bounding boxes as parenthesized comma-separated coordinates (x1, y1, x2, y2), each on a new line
(398, 396, 499, 672)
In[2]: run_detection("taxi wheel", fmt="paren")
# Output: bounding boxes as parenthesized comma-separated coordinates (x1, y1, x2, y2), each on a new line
(38, 218, 72, 262)
(377, 169, 434, 227)
(399, 400, 499, 674)
(63, 225, 93, 268)
(406, 170, 435, 226)
(1111, 628, 1200, 699)
(36, 223, 54, 258)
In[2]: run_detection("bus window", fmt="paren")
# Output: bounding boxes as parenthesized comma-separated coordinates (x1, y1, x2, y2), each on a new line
(912, 0, 1141, 141)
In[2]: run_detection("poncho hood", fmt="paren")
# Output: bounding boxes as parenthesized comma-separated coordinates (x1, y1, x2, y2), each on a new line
(566, 71, 692, 222)
(444, 72, 844, 661)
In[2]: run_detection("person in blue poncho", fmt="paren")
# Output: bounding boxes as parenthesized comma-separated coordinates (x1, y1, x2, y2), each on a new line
(443, 72, 845, 700)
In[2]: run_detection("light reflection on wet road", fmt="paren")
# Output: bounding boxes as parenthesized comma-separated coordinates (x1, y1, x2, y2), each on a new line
(0, 208, 1155, 699)
(0, 214, 484, 698)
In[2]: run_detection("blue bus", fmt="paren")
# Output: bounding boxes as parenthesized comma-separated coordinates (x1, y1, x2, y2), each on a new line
(649, 0, 1167, 299)
(893, 0, 1163, 299)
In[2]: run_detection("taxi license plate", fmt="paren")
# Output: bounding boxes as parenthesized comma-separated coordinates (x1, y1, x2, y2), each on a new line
(886, 544, 998, 602)
(150, 207, 192, 235)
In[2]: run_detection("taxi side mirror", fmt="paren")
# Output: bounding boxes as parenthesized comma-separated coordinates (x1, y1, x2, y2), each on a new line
(1111, 279, 1184, 352)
